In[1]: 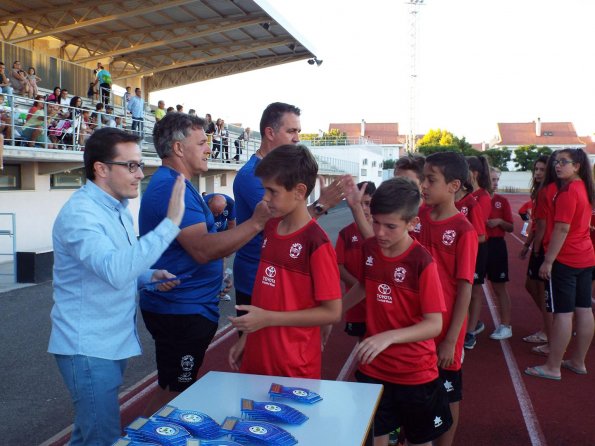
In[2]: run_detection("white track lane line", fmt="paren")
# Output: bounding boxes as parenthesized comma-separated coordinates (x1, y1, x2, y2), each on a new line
(336, 342, 360, 381)
(483, 201, 547, 445)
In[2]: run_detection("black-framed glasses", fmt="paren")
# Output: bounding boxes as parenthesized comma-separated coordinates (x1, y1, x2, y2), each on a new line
(103, 161, 145, 173)
(553, 159, 574, 166)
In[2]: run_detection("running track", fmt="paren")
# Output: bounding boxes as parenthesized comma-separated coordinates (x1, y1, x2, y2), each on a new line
(44, 194, 595, 446)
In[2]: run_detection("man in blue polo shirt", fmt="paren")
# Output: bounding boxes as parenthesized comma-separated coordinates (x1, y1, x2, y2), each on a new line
(139, 112, 270, 415)
(204, 193, 236, 232)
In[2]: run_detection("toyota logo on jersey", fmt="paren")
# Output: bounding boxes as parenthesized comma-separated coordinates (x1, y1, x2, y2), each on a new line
(376, 283, 393, 304)
(265, 266, 276, 278)
(262, 265, 277, 287)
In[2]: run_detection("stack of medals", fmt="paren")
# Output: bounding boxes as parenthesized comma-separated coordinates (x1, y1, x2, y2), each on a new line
(185, 440, 243, 446)
(240, 399, 308, 425)
(124, 417, 192, 445)
(154, 405, 222, 439)
(268, 384, 322, 404)
(112, 439, 160, 446)
(220, 417, 297, 446)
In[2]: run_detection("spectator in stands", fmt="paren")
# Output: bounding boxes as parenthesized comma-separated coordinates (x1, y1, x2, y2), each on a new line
(127, 87, 144, 137)
(221, 119, 230, 162)
(166, 106, 175, 113)
(87, 82, 95, 101)
(10, 61, 30, 97)
(123, 86, 132, 104)
(115, 116, 124, 129)
(27, 95, 44, 121)
(176, 104, 183, 113)
(58, 88, 69, 106)
(94, 65, 112, 105)
(212, 118, 222, 159)
(0, 63, 14, 105)
(0, 94, 13, 144)
(22, 103, 59, 148)
(0, 133, 3, 170)
(233, 126, 250, 162)
(188, 109, 196, 116)
(105, 105, 117, 127)
(93, 61, 102, 76)
(47, 87, 61, 103)
(26, 67, 41, 98)
(204, 113, 215, 149)
(155, 100, 166, 122)
(79, 108, 94, 145)
(92, 102, 105, 130)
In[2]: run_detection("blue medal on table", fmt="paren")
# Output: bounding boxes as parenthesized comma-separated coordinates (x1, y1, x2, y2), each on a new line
(125, 417, 192, 445)
(112, 438, 160, 446)
(154, 405, 223, 439)
(221, 417, 298, 445)
(268, 383, 322, 404)
(185, 440, 243, 446)
(240, 399, 308, 425)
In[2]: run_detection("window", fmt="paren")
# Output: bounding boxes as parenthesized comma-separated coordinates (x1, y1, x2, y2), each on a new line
(362, 158, 368, 166)
(0, 164, 21, 190)
(378, 171, 382, 177)
(50, 169, 85, 189)
(371, 161, 377, 167)
(220, 173, 227, 187)
(361, 168, 367, 176)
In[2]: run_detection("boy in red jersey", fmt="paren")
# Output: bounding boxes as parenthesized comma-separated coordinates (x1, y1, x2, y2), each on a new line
(337, 181, 376, 338)
(344, 177, 452, 446)
(415, 152, 478, 446)
(228, 144, 342, 378)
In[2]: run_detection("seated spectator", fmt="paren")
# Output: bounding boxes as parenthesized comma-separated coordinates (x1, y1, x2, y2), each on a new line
(58, 88, 69, 106)
(114, 116, 125, 129)
(22, 103, 59, 148)
(27, 67, 41, 98)
(0, 133, 3, 169)
(10, 61, 30, 97)
(188, 109, 196, 116)
(176, 104, 183, 112)
(0, 94, 13, 143)
(105, 105, 117, 127)
(0, 62, 13, 105)
(91, 102, 104, 130)
(77, 108, 94, 146)
(155, 100, 166, 122)
(27, 95, 45, 121)
(47, 87, 61, 103)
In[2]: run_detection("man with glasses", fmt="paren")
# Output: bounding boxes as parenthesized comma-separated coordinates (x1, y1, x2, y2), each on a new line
(49, 127, 187, 446)
(138, 112, 271, 415)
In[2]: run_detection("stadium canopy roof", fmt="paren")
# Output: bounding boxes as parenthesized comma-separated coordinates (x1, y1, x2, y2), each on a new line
(0, 0, 318, 92)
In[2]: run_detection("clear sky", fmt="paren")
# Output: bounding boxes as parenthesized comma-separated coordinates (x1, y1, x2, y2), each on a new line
(151, 0, 595, 143)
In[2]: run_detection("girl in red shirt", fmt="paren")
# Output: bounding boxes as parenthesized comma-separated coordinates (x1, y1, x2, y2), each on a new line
(464, 155, 493, 349)
(519, 155, 549, 344)
(526, 148, 595, 380)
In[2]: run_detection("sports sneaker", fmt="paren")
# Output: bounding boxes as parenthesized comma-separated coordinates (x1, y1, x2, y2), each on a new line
(388, 427, 401, 445)
(470, 321, 485, 336)
(490, 324, 512, 340)
(464, 333, 476, 350)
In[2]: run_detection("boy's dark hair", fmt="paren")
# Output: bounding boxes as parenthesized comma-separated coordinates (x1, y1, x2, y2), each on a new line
(259, 102, 301, 135)
(466, 155, 493, 194)
(255, 144, 318, 196)
(394, 154, 426, 180)
(370, 177, 421, 221)
(357, 181, 376, 196)
(558, 148, 595, 204)
(153, 112, 205, 159)
(425, 151, 469, 191)
(84, 128, 139, 180)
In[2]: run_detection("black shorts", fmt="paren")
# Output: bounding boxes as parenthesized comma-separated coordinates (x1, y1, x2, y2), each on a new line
(235, 290, 251, 317)
(527, 249, 545, 281)
(486, 237, 509, 283)
(141, 310, 217, 392)
(545, 261, 593, 313)
(473, 242, 488, 285)
(344, 322, 366, 338)
(355, 371, 452, 444)
(439, 368, 463, 403)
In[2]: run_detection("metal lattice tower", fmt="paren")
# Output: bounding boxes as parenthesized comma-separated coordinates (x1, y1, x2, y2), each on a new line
(406, 0, 425, 152)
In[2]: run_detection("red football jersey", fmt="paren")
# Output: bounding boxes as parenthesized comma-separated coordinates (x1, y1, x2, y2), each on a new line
(536, 183, 558, 249)
(456, 193, 486, 238)
(518, 200, 535, 234)
(358, 238, 446, 385)
(336, 222, 366, 323)
(548, 180, 595, 268)
(241, 218, 342, 379)
(415, 207, 478, 371)
(487, 193, 513, 238)
(471, 188, 492, 236)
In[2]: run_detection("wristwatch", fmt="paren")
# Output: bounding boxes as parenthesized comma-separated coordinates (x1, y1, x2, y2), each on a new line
(312, 200, 328, 216)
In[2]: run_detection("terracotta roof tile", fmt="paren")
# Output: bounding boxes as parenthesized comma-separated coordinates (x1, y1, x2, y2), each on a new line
(496, 121, 584, 146)
(328, 122, 400, 144)
(578, 135, 595, 154)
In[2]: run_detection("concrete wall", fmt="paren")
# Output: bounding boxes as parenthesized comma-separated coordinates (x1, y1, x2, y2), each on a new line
(498, 171, 532, 192)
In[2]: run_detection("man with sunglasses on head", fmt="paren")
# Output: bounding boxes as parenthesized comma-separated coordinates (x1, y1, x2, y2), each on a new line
(138, 112, 271, 416)
(49, 127, 187, 446)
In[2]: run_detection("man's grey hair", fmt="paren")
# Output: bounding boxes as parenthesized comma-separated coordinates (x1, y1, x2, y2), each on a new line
(153, 112, 206, 159)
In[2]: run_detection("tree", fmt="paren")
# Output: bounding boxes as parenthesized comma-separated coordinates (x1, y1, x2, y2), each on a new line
(382, 159, 396, 170)
(416, 129, 480, 157)
(299, 129, 347, 146)
(484, 148, 512, 171)
(513, 145, 553, 171)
